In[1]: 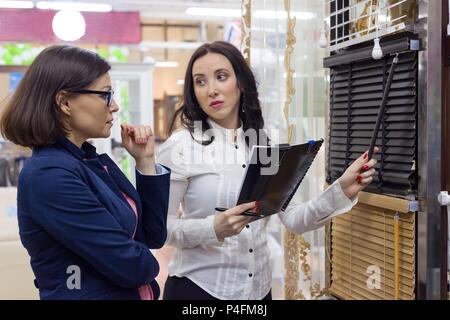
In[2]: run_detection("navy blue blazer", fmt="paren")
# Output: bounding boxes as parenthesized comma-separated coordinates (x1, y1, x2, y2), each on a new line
(17, 137, 170, 300)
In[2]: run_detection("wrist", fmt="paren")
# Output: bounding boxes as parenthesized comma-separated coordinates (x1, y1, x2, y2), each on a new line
(135, 157, 156, 175)
(337, 178, 350, 198)
(213, 216, 224, 242)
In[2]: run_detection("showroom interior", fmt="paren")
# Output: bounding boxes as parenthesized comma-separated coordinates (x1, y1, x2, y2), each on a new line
(0, 0, 449, 300)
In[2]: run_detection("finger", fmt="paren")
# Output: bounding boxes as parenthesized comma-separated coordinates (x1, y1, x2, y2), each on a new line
(133, 125, 144, 144)
(120, 123, 130, 134)
(120, 123, 132, 145)
(228, 212, 252, 224)
(351, 152, 370, 170)
(144, 125, 153, 144)
(229, 202, 257, 215)
(121, 123, 134, 136)
(361, 159, 378, 171)
(140, 126, 147, 144)
(359, 168, 376, 179)
(145, 125, 153, 138)
(360, 176, 374, 185)
(352, 147, 379, 171)
(367, 158, 377, 168)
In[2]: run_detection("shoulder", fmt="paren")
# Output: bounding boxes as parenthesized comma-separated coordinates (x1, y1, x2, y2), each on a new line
(156, 128, 208, 180)
(164, 128, 192, 144)
(157, 128, 193, 157)
(20, 148, 83, 186)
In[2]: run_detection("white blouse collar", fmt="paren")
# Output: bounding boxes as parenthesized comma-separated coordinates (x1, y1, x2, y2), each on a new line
(207, 118, 244, 137)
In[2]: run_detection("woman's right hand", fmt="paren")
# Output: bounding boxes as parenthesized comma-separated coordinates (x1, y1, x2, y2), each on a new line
(213, 202, 256, 241)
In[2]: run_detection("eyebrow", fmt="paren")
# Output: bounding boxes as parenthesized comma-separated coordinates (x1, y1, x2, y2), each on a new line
(193, 68, 231, 78)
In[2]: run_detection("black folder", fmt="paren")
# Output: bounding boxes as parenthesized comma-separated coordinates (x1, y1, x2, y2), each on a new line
(236, 139, 324, 219)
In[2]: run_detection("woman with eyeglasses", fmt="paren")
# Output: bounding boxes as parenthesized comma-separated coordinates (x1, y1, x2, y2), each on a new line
(0, 45, 170, 300)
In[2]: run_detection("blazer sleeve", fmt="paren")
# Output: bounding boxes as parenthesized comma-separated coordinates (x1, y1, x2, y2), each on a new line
(24, 166, 160, 289)
(134, 165, 170, 249)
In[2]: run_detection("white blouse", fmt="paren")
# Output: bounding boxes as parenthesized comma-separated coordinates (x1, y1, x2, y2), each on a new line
(156, 120, 356, 300)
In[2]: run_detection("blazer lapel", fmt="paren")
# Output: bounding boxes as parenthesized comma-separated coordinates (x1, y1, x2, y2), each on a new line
(83, 158, 128, 202)
(99, 154, 142, 214)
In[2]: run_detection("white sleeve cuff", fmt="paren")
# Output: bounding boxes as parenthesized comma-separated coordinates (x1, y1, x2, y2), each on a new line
(136, 163, 169, 176)
(203, 214, 225, 246)
(317, 179, 358, 222)
(155, 163, 169, 175)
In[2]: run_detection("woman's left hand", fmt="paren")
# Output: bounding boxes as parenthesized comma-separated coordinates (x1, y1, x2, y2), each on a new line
(338, 147, 379, 200)
(120, 123, 155, 173)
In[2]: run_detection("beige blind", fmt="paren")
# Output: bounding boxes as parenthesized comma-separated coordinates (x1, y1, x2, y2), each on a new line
(329, 202, 415, 300)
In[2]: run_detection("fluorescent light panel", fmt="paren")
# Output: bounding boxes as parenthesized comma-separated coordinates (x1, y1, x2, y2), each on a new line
(36, 1, 112, 12)
(155, 61, 179, 68)
(186, 7, 241, 18)
(186, 7, 315, 20)
(254, 10, 315, 20)
(0, 1, 34, 9)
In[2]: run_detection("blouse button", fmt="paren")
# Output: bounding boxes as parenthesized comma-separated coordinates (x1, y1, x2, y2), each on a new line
(242, 164, 246, 168)
(246, 225, 250, 228)
(249, 249, 253, 253)
(248, 273, 253, 277)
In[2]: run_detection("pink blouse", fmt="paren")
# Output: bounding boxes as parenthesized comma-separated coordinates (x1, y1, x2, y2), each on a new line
(104, 165, 154, 300)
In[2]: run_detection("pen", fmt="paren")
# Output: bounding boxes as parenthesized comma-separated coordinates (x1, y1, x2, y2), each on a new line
(214, 207, 265, 218)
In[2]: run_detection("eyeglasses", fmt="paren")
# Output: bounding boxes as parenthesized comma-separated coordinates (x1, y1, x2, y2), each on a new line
(73, 89, 115, 108)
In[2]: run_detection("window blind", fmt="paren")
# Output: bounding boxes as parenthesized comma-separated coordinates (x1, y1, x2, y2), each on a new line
(329, 203, 415, 300)
(326, 49, 417, 197)
(324, 33, 419, 300)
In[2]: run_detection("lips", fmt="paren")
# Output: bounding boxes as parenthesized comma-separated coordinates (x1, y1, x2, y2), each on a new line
(106, 120, 113, 125)
(210, 100, 223, 108)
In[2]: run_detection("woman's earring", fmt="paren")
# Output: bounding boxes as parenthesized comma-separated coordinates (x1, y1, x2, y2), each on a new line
(241, 94, 246, 113)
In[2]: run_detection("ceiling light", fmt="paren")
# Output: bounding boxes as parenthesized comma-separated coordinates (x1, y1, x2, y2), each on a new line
(185, 7, 314, 20)
(52, 9, 86, 41)
(155, 61, 179, 68)
(140, 41, 204, 50)
(0, 1, 34, 9)
(186, 7, 241, 18)
(37, 1, 112, 12)
(254, 10, 315, 20)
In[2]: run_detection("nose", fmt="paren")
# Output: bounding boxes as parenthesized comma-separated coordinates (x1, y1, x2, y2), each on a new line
(110, 99, 119, 113)
(208, 83, 218, 98)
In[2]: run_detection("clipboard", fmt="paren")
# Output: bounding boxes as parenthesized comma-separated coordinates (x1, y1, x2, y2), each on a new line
(236, 139, 324, 219)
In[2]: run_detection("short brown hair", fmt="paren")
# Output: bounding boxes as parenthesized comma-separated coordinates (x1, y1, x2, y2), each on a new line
(0, 45, 111, 148)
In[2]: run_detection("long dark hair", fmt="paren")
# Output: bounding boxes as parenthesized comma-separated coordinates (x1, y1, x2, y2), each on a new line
(168, 41, 266, 146)
(0, 45, 111, 148)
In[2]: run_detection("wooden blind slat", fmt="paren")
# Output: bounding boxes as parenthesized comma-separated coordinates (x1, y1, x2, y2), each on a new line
(332, 235, 415, 265)
(330, 202, 415, 300)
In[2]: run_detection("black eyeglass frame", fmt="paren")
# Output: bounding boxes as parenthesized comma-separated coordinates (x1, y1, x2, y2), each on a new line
(72, 89, 115, 107)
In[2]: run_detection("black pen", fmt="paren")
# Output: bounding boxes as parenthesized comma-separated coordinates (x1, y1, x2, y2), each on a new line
(214, 207, 265, 218)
